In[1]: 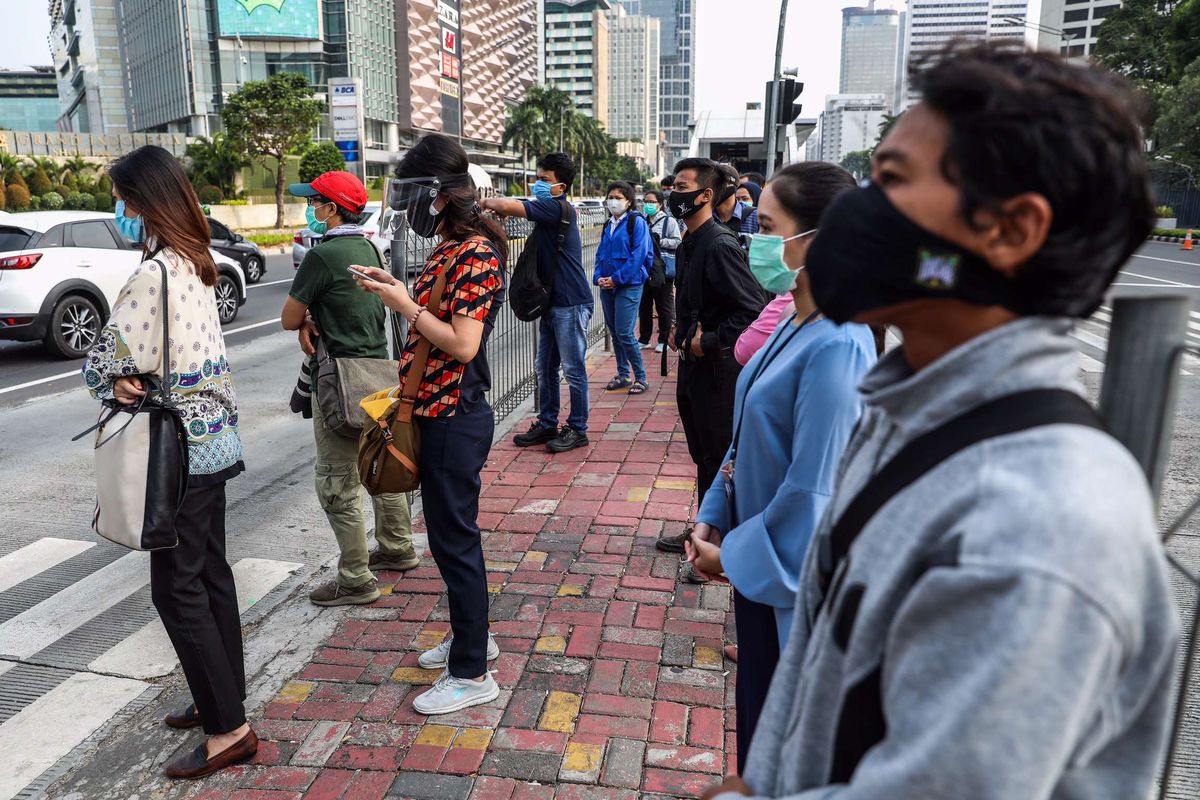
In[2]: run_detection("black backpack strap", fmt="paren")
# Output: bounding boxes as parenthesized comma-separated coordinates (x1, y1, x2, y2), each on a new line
(816, 388, 1104, 593)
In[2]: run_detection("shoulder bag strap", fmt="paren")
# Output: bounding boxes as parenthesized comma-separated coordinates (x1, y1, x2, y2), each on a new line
(396, 256, 452, 422)
(816, 388, 1104, 594)
(153, 258, 169, 399)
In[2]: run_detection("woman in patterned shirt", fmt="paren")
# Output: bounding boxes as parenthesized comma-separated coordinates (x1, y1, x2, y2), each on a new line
(83, 145, 256, 778)
(352, 134, 507, 716)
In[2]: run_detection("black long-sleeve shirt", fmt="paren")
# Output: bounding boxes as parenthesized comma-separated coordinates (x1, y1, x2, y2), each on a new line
(672, 218, 766, 354)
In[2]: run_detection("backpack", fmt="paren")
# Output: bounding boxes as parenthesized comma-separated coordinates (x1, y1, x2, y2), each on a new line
(625, 212, 665, 288)
(510, 198, 570, 322)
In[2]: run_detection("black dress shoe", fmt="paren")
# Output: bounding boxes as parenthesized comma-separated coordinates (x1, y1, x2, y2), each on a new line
(546, 426, 589, 453)
(163, 729, 258, 780)
(164, 704, 201, 730)
(513, 422, 558, 448)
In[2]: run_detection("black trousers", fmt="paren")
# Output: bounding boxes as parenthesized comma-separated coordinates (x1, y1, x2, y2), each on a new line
(417, 403, 494, 679)
(151, 481, 246, 735)
(733, 588, 780, 774)
(638, 278, 675, 345)
(677, 355, 741, 495)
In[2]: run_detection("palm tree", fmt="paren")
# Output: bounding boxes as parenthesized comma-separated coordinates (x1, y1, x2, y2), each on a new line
(25, 156, 64, 184)
(61, 155, 94, 182)
(503, 102, 543, 188)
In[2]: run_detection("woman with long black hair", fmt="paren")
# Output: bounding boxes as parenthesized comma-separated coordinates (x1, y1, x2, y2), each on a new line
(352, 134, 507, 715)
(84, 145, 255, 778)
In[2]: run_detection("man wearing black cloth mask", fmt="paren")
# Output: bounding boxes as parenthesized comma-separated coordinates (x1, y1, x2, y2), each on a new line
(655, 158, 764, 558)
(702, 42, 1176, 800)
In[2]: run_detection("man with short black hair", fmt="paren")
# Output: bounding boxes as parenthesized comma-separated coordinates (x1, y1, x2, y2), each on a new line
(483, 153, 593, 453)
(714, 164, 754, 242)
(656, 157, 763, 556)
(703, 43, 1177, 800)
(739, 171, 766, 186)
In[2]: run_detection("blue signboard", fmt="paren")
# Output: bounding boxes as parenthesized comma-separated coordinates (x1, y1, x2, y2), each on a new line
(335, 140, 359, 162)
(217, 0, 320, 40)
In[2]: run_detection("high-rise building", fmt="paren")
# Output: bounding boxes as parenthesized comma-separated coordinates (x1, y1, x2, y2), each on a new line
(0, 67, 61, 133)
(1035, 0, 1121, 58)
(544, 0, 611, 120)
(606, 6, 659, 168)
(898, 0, 1033, 108)
(817, 93, 888, 165)
(48, 0, 129, 134)
(617, 0, 694, 168)
(840, 3, 902, 109)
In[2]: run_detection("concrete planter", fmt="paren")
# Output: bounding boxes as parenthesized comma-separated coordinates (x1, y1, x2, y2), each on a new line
(1156, 217, 1178, 229)
(209, 202, 307, 230)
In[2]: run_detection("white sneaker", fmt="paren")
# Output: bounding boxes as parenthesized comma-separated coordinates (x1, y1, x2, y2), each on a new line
(654, 343, 665, 353)
(412, 671, 500, 716)
(639, 341, 654, 349)
(418, 633, 501, 670)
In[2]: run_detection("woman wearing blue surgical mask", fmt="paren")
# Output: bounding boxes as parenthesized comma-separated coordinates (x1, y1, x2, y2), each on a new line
(683, 162, 877, 772)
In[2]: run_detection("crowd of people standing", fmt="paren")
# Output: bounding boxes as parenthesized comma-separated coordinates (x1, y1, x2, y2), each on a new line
(78, 41, 1182, 800)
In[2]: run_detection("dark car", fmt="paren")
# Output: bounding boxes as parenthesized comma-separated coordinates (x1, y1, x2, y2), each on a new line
(208, 217, 267, 284)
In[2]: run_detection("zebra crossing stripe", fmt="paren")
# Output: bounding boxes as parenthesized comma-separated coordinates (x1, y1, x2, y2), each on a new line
(0, 672, 147, 800)
(0, 552, 149, 661)
(89, 557, 302, 679)
(0, 538, 93, 595)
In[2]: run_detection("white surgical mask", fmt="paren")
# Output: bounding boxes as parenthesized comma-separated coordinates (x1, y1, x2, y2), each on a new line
(606, 198, 627, 216)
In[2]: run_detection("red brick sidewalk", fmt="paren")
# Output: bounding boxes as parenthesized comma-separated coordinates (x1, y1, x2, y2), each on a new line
(195, 350, 736, 800)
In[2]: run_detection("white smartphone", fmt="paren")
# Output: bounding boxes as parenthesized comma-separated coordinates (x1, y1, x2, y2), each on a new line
(347, 266, 386, 283)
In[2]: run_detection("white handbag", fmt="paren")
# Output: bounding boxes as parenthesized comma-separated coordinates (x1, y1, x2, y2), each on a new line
(74, 259, 189, 550)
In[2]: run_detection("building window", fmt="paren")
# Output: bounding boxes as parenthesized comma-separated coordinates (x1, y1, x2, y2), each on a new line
(1062, 8, 1089, 22)
(1092, 4, 1120, 17)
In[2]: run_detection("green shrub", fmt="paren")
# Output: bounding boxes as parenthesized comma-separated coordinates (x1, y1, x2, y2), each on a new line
(7, 170, 27, 190)
(506, 182, 526, 197)
(40, 191, 64, 210)
(29, 195, 41, 210)
(299, 142, 345, 183)
(6, 184, 30, 211)
(27, 168, 53, 196)
(246, 232, 295, 247)
(369, 175, 385, 190)
(0, 179, 6, 211)
(51, 183, 69, 197)
(93, 192, 113, 212)
(64, 191, 95, 210)
(222, 198, 249, 206)
(98, 174, 112, 194)
(197, 184, 224, 204)
(1155, 205, 1176, 218)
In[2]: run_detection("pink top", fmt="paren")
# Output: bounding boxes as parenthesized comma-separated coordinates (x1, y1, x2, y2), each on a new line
(735, 294, 796, 365)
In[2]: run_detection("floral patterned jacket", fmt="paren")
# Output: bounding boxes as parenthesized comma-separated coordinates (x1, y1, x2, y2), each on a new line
(83, 249, 244, 477)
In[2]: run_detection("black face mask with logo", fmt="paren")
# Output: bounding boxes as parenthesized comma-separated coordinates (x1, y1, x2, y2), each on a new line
(805, 181, 1023, 324)
(667, 186, 710, 220)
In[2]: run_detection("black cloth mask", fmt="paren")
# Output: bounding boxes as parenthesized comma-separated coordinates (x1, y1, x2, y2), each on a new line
(667, 187, 708, 220)
(805, 181, 1022, 324)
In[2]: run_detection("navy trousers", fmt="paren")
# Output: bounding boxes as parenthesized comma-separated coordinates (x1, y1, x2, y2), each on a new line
(733, 588, 781, 774)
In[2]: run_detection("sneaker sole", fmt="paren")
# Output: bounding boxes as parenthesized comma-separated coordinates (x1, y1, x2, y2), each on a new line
(418, 645, 501, 671)
(655, 540, 687, 554)
(370, 557, 421, 572)
(310, 589, 382, 607)
(412, 681, 501, 716)
(546, 439, 589, 454)
(513, 436, 557, 448)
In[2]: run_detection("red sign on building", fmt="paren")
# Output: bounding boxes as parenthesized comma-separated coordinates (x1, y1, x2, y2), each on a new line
(441, 52, 460, 80)
(442, 28, 457, 54)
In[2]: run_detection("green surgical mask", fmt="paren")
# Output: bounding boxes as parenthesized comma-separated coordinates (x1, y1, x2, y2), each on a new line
(306, 203, 331, 235)
(642, 202, 658, 216)
(748, 229, 816, 295)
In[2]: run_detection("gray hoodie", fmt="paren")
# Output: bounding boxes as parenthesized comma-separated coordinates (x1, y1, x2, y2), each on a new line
(725, 317, 1178, 800)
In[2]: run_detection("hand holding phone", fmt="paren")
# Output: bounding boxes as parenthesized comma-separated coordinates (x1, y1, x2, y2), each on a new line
(348, 265, 388, 284)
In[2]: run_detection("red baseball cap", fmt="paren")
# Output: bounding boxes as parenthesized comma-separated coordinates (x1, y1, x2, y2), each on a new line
(288, 171, 368, 214)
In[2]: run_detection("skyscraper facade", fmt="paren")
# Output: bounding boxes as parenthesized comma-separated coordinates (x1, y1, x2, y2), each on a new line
(899, 0, 1032, 108)
(840, 3, 902, 109)
(48, 0, 129, 134)
(617, 0, 694, 167)
(1035, 0, 1121, 58)
(0, 68, 61, 133)
(544, 0, 612, 120)
(818, 93, 888, 165)
(606, 6, 660, 164)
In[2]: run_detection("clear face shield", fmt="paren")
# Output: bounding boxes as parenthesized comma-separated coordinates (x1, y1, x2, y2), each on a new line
(382, 173, 473, 239)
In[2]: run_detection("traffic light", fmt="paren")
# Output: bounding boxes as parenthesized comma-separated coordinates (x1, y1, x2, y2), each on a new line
(763, 78, 804, 147)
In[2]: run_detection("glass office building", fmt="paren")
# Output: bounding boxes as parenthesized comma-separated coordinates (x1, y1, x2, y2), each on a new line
(0, 68, 61, 132)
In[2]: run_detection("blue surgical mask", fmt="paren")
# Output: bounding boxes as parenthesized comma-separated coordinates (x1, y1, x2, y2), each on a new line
(531, 180, 554, 200)
(306, 202, 331, 235)
(114, 200, 144, 244)
(748, 229, 816, 295)
(740, 200, 754, 211)
(642, 202, 658, 216)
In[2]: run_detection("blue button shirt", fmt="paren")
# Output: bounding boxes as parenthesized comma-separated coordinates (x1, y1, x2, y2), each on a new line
(521, 197, 593, 308)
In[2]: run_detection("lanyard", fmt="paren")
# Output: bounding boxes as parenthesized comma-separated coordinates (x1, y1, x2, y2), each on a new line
(728, 309, 821, 478)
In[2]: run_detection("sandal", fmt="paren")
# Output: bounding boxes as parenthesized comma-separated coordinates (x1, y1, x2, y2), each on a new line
(606, 376, 632, 391)
(628, 381, 648, 395)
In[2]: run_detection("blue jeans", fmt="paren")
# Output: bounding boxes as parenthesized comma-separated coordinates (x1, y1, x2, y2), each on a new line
(600, 284, 647, 384)
(537, 303, 593, 433)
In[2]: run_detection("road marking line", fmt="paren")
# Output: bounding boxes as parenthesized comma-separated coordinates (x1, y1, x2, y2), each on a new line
(89, 557, 302, 679)
(1071, 325, 1196, 375)
(1130, 254, 1200, 270)
(0, 671, 147, 800)
(1113, 282, 1200, 288)
(1117, 270, 1192, 285)
(0, 661, 15, 679)
(0, 318, 285, 396)
(0, 552, 149, 660)
(248, 278, 293, 289)
(0, 539, 93, 594)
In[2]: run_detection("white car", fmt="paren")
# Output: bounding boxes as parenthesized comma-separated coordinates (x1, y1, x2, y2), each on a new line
(0, 210, 247, 359)
(292, 204, 394, 269)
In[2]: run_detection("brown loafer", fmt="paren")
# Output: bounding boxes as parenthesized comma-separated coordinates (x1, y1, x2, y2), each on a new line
(163, 729, 258, 780)
(164, 704, 201, 730)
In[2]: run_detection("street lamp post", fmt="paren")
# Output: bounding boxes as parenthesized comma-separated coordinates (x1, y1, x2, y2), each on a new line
(765, 0, 790, 178)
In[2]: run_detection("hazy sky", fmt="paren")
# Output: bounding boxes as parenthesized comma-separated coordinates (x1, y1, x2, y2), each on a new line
(0, 0, 845, 119)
